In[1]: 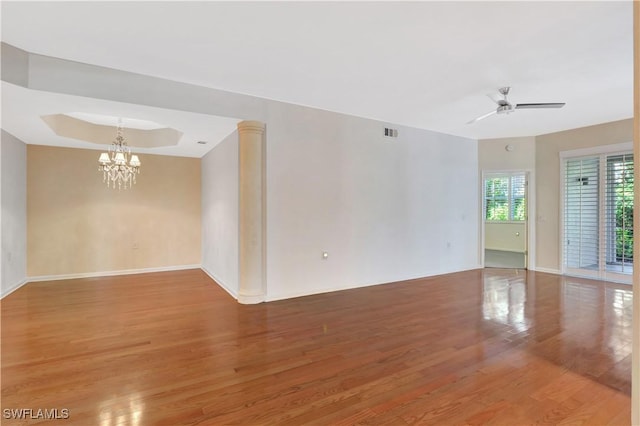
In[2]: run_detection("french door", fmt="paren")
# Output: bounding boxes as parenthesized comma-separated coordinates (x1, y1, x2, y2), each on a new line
(563, 152, 633, 283)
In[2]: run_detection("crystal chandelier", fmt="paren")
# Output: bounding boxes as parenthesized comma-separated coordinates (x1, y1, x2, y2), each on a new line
(97, 120, 141, 189)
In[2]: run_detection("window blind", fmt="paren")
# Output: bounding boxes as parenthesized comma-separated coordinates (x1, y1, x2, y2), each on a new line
(604, 154, 633, 273)
(563, 152, 634, 280)
(484, 173, 526, 221)
(564, 157, 599, 270)
(510, 174, 526, 221)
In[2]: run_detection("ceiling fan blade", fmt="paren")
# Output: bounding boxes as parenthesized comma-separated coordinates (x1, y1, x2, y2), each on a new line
(515, 103, 565, 109)
(467, 110, 497, 124)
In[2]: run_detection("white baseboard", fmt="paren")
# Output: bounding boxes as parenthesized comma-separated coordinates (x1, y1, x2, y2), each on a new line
(201, 266, 238, 300)
(530, 267, 562, 275)
(266, 265, 483, 302)
(5, 265, 237, 300)
(238, 292, 265, 304)
(1, 278, 28, 298)
(27, 264, 202, 283)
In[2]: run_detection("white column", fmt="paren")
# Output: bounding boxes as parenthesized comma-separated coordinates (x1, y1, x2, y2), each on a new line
(237, 121, 265, 304)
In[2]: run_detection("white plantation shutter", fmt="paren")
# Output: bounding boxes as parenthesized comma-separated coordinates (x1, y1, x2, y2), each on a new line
(564, 157, 599, 271)
(563, 152, 633, 282)
(485, 176, 509, 221)
(484, 173, 526, 221)
(604, 154, 633, 274)
(510, 174, 526, 220)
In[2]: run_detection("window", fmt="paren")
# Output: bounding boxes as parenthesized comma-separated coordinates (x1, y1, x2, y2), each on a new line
(606, 154, 634, 270)
(484, 173, 526, 221)
(563, 152, 633, 281)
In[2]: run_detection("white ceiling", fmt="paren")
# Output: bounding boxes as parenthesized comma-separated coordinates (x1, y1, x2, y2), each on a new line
(0, 1, 634, 155)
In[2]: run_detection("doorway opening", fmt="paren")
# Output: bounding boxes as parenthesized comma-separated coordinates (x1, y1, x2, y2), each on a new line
(483, 172, 529, 269)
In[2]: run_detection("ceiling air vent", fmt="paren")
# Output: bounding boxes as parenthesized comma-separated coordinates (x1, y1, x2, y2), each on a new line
(384, 127, 398, 138)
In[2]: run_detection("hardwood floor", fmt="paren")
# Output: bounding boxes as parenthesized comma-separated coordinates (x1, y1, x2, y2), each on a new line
(1, 268, 632, 425)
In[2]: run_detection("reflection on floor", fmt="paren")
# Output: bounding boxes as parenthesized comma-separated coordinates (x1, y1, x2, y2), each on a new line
(485, 248, 526, 268)
(482, 268, 632, 396)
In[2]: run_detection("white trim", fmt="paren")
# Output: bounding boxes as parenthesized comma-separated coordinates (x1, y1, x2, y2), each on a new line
(559, 156, 566, 276)
(1, 278, 28, 298)
(27, 264, 201, 283)
(265, 265, 483, 302)
(201, 266, 238, 300)
(238, 293, 265, 304)
(531, 267, 562, 275)
(559, 141, 633, 159)
(527, 172, 537, 271)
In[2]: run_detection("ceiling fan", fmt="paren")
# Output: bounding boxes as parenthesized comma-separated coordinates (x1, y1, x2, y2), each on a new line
(467, 87, 565, 124)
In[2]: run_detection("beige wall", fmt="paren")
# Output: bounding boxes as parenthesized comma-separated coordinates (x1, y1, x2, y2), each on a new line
(535, 118, 634, 272)
(478, 136, 536, 171)
(478, 136, 535, 264)
(485, 222, 526, 252)
(27, 145, 201, 276)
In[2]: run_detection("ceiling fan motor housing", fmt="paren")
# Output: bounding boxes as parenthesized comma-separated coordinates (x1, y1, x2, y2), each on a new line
(497, 105, 515, 114)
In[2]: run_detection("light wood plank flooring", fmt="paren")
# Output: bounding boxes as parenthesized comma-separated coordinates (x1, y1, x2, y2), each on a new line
(1, 268, 632, 425)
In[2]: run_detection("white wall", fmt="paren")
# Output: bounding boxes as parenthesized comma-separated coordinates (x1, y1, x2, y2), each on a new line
(4, 46, 480, 302)
(201, 130, 239, 297)
(485, 222, 526, 252)
(1, 130, 27, 297)
(264, 103, 479, 300)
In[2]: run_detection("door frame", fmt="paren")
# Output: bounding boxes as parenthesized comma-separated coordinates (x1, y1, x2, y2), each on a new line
(480, 169, 536, 270)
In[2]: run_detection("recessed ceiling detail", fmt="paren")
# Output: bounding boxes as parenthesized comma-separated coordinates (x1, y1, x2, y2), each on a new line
(41, 113, 183, 148)
(64, 112, 166, 130)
